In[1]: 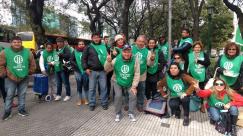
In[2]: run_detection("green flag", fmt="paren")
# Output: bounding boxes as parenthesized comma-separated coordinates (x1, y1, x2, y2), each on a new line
(235, 26, 243, 52)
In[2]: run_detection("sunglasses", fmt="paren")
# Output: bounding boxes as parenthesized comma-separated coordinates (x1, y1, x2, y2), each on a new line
(214, 83, 224, 86)
(228, 48, 236, 51)
(174, 57, 180, 59)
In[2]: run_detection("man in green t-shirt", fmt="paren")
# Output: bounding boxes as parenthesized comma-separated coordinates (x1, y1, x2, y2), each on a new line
(105, 44, 140, 122)
(82, 32, 109, 111)
(0, 36, 36, 120)
(54, 37, 72, 102)
(132, 35, 155, 111)
(173, 28, 193, 62)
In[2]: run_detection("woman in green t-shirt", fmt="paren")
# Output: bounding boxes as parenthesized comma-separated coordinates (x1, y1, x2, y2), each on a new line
(157, 62, 196, 126)
(196, 79, 239, 136)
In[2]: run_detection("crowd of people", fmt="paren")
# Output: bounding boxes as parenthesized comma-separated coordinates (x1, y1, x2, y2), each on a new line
(0, 28, 243, 136)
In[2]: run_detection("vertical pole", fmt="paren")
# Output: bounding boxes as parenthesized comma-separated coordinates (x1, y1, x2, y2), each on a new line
(168, 0, 172, 62)
(208, 14, 212, 56)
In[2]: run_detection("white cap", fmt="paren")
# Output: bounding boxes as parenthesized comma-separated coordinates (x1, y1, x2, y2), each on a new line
(114, 34, 123, 42)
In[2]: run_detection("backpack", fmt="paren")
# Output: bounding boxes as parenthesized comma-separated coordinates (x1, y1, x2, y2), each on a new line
(215, 110, 231, 134)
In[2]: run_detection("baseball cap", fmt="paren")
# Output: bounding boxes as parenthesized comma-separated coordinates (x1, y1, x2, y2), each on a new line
(122, 44, 131, 51)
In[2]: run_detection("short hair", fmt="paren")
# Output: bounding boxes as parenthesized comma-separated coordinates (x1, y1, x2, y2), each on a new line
(11, 36, 22, 42)
(148, 38, 157, 43)
(224, 42, 240, 57)
(56, 37, 64, 42)
(193, 41, 204, 49)
(182, 28, 190, 34)
(45, 42, 53, 48)
(91, 32, 101, 38)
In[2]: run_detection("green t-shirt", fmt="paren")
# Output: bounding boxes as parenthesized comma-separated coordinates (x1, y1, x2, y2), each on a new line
(91, 43, 108, 66)
(42, 49, 55, 73)
(220, 55, 243, 86)
(158, 42, 169, 61)
(208, 93, 230, 108)
(114, 55, 135, 87)
(166, 74, 187, 97)
(188, 52, 206, 82)
(5, 47, 30, 78)
(178, 37, 193, 47)
(147, 48, 159, 75)
(74, 50, 84, 73)
(132, 45, 149, 75)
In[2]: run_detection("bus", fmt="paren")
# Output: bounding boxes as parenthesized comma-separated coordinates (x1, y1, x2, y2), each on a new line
(17, 32, 37, 50)
(0, 27, 15, 48)
(17, 32, 91, 50)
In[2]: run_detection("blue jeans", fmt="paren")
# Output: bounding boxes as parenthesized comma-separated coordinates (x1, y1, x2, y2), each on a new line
(137, 81, 146, 108)
(74, 71, 89, 99)
(4, 77, 29, 113)
(55, 70, 71, 96)
(88, 71, 108, 107)
(208, 106, 239, 121)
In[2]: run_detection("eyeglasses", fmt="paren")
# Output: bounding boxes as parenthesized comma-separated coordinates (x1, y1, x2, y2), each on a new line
(214, 83, 224, 86)
(174, 57, 181, 59)
(228, 48, 236, 51)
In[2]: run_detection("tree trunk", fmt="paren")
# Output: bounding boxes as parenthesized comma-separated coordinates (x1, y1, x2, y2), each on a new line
(26, 0, 45, 47)
(147, 0, 154, 38)
(188, 0, 204, 41)
(121, 0, 134, 40)
(193, 11, 200, 40)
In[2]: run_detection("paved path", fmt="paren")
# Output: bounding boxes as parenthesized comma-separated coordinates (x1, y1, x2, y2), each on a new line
(0, 75, 242, 136)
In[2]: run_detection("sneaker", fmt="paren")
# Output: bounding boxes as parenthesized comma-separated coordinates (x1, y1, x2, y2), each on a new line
(128, 114, 136, 122)
(52, 94, 57, 99)
(89, 106, 95, 111)
(18, 110, 29, 117)
(102, 105, 108, 110)
(2, 112, 11, 120)
(76, 100, 82, 106)
(183, 116, 189, 126)
(63, 96, 71, 102)
(54, 95, 62, 101)
(115, 114, 121, 122)
(84, 99, 89, 105)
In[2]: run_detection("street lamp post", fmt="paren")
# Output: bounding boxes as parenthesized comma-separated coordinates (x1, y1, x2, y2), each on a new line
(99, 15, 104, 37)
(207, 6, 214, 56)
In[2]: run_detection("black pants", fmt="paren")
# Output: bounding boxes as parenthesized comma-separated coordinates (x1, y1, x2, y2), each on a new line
(169, 96, 190, 117)
(0, 77, 6, 102)
(145, 80, 157, 99)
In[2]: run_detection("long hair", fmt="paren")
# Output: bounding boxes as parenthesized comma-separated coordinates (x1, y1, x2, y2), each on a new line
(211, 78, 234, 100)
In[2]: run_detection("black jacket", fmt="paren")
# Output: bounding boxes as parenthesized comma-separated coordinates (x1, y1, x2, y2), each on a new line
(57, 46, 71, 62)
(82, 45, 104, 71)
(70, 51, 80, 72)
